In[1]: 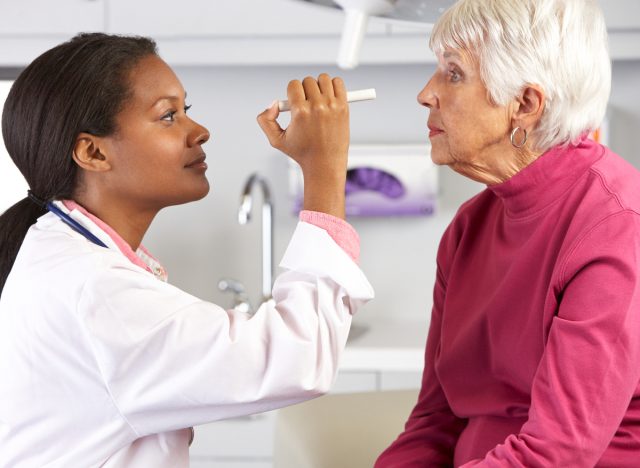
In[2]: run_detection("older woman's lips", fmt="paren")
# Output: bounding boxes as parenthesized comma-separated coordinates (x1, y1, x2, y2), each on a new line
(428, 125, 444, 137)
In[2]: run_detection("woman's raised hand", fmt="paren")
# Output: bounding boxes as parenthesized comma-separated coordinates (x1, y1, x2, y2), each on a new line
(257, 74, 349, 219)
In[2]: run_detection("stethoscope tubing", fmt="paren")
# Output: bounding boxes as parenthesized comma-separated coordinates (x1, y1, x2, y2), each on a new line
(46, 202, 108, 248)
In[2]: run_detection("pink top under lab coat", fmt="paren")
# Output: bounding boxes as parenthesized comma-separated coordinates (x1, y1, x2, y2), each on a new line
(377, 138, 640, 467)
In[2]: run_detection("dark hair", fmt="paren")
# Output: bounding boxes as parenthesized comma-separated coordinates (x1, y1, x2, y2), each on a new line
(0, 33, 157, 293)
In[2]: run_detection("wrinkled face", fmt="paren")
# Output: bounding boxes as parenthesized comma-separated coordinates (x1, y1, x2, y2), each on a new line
(417, 48, 513, 182)
(101, 55, 210, 211)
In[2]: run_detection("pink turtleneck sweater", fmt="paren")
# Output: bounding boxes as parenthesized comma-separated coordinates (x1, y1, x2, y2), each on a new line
(376, 138, 640, 467)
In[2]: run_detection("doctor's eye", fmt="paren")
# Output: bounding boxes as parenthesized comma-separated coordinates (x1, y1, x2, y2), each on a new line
(161, 105, 192, 122)
(161, 110, 177, 122)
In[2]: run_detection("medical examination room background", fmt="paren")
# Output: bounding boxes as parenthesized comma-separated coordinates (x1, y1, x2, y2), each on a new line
(1, 1, 639, 467)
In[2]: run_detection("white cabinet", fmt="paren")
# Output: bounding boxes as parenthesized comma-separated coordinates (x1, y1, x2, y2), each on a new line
(0, 0, 105, 66)
(380, 371, 423, 391)
(0, 0, 388, 66)
(0, 0, 104, 35)
(601, 0, 640, 30)
(600, 0, 640, 61)
(189, 370, 379, 464)
(331, 370, 379, 393)
(103, 0, 388, 66)
(191, 461, 271, 468)
(106, 0, 385, 37)
(191, 411, 277, 459)
(0, 0, 639, 66)
(189, 369, 421, 466)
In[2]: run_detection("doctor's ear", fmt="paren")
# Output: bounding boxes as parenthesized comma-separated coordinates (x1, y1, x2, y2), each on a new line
(72, 133, 111, 172)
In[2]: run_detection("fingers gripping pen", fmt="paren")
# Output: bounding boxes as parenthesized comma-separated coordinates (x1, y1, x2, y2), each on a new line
(277, 88, 376, 112)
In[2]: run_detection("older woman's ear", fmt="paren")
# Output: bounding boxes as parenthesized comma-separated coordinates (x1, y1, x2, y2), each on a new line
(512, 84, 546, 134)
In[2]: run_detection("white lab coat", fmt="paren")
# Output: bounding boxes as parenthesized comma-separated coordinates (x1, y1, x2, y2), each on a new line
(0, 206, 373, 467)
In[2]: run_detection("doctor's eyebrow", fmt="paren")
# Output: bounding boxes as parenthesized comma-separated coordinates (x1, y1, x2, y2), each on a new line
(151, 91, 188, 107)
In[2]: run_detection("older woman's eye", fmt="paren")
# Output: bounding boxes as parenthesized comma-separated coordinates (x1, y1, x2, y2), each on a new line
(449, 69, 462, 82)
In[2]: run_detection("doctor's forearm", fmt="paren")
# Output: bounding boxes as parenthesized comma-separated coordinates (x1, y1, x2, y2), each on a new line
(302, 171, 346, 220)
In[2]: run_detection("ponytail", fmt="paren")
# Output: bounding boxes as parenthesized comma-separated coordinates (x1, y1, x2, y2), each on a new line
(0, 198, 46, 292)
(0, 33, 157, 296)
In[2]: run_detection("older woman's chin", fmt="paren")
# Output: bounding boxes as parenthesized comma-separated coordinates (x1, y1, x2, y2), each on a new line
(429, 149, 452, 166)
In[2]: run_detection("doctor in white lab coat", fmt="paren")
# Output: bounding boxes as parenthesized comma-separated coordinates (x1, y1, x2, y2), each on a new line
(0, 33, 373, 467)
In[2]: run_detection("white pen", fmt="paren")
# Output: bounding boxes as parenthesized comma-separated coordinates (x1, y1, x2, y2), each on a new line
(277, 88, 376, 112)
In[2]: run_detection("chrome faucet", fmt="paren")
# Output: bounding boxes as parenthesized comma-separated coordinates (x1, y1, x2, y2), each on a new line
(238, 173, 274, 305)
(217, 278, 251, 314)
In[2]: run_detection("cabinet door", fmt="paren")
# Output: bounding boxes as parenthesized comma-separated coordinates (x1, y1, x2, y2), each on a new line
(106, 0, 385, 37)
(380, 371, 422, 391)
(191, 460, 271, 468)
(190, 410, 277, 458)
(0, 0, 104, 35)
(332, 370, 379, 393)
(601, 0, 640, 30)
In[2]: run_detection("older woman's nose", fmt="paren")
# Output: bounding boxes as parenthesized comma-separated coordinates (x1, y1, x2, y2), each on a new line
(417, 79, 438, 109)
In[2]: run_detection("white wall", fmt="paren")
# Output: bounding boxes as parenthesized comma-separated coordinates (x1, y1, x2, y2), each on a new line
(139, 60, 640, 323)
(0, 80, 28, 213)
(608, 61, 640, 167)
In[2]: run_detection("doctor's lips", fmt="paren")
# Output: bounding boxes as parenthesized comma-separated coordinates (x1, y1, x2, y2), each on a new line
(428, 123, 444, 138)
(185, 153, 207, 170)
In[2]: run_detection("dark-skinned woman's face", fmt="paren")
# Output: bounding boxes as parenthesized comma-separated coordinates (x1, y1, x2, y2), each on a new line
(99, 54, 211, 211)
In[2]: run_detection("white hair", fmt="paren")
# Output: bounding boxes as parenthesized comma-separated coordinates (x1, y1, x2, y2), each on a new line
(429, 0, 611, 152)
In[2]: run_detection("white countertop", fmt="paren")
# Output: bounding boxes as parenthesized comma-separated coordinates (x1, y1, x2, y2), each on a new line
(340, 318, 428, 373)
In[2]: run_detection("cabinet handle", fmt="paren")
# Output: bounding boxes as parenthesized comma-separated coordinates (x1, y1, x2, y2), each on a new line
(231, 413, 266, 422)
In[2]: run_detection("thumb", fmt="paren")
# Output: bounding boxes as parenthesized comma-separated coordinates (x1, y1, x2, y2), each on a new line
(257, 100, 284, 149)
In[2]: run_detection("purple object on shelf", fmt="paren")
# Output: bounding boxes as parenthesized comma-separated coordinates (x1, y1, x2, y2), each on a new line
(290, 153, 438, 217)
(345, 167, 406, 198)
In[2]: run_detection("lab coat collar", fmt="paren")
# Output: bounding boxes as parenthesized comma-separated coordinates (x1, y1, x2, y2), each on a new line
(50, 200, 168, 282)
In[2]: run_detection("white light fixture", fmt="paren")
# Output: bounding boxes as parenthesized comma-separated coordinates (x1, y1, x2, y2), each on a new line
(295, 0, 455, 69)
(334, 0, 396, 69)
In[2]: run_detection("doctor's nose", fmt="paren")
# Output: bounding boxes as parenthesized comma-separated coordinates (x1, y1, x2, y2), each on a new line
(189, 121, 210, 147)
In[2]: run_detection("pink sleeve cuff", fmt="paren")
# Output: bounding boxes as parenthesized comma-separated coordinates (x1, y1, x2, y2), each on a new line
(299, 210, 360, 263)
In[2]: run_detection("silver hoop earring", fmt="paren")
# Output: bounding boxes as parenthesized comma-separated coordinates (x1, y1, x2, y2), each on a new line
(510, 127, 527, 148)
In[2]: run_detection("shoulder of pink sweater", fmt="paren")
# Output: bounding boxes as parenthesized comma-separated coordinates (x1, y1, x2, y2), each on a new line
(299, 210, 360, 263)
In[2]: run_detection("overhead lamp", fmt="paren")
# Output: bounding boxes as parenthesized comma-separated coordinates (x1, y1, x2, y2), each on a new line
(296, 0, 455, 68)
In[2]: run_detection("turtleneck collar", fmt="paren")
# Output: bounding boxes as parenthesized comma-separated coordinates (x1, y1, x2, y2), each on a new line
(487, 137, 605, 219)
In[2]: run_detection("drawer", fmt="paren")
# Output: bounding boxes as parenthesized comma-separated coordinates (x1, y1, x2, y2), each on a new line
(331, 370, 378, 393)
(380, 371, 422, 391)
(190, 410, 277, 458)
(190, 458, 272, 468)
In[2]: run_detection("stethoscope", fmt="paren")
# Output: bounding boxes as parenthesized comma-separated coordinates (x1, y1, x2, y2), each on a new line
(45, 201, 108, 248)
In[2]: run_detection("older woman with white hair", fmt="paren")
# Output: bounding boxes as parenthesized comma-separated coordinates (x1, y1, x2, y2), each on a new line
(376, 0, 640, 466)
